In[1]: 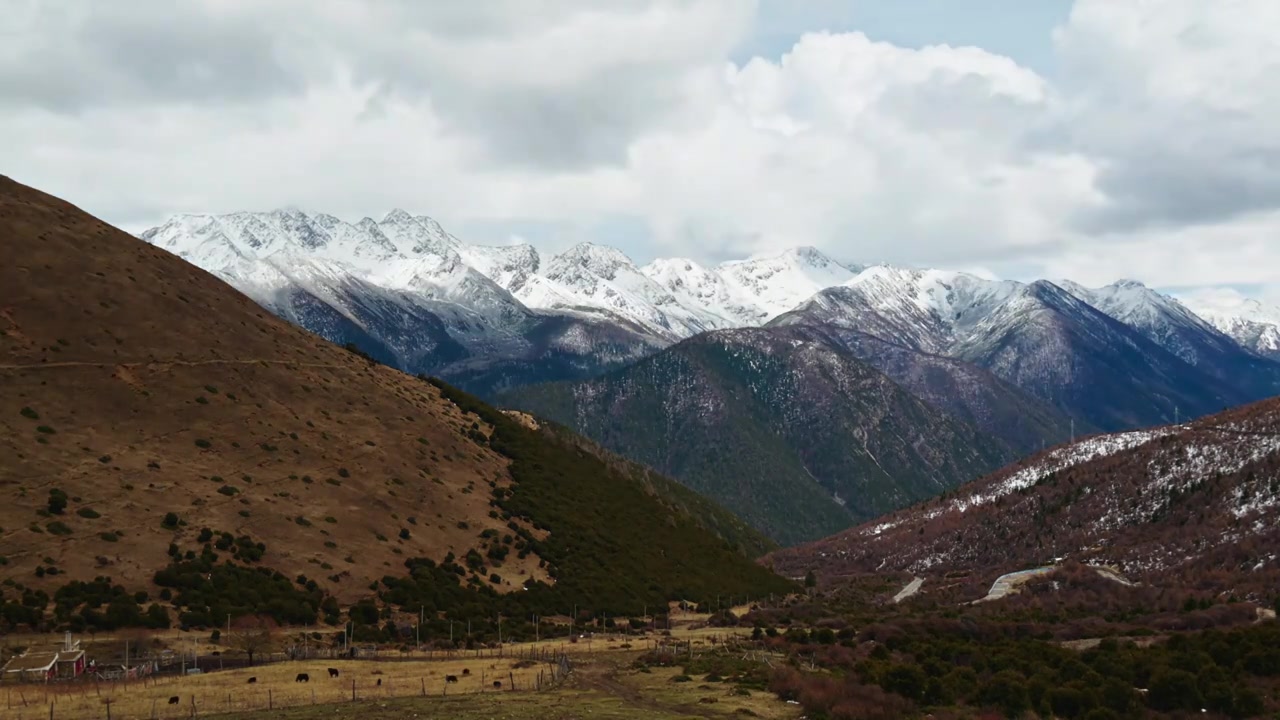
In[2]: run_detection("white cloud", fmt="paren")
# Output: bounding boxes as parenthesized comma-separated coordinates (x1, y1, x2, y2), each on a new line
(2, 0, 1279, 296)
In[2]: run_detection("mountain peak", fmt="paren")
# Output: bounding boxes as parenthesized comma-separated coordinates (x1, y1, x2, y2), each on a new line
(382, 208, 414, 224)
(1112, 278, 1148, 289)
(784, 245, 846, 268)
(555, 242, 636, 272)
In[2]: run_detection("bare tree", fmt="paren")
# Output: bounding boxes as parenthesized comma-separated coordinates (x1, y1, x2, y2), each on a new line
(229, 615, 277, 666)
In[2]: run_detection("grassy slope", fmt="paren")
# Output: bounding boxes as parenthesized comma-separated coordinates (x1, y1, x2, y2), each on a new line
(0, 175, 791, 631)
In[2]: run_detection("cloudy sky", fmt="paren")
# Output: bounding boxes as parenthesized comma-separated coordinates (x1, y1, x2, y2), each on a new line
(4, 0, 1278, 299)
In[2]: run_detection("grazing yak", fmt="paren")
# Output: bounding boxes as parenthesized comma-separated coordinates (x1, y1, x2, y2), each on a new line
(493, 681, 502, 689)
(462, 668, 470, 676)
(376, 678, 382, 686)
(328, 668, 339, 678)
(296, 673, 310, 683)
(247, 677, 257, 684)
(445, 675, 459, 684)
(168, 697, 179, 705)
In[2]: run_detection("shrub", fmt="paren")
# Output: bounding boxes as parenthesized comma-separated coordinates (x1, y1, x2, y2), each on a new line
(20, 407, 38, 419)
(398, 528, 410, 540)
(1147, 669, 1203, 712)
(36, 425, 56, 434)
(194, 439, 211, 449)
(76, 508, 101, 519)
(47, 489, 68, 515)
(99, 532, 119, 542)
(337, 468, 350, 478)
(46, 521, 72, 536)
(295, 516, 312, 527)
(161, 512, 180, 529)
(216, 486, 238, 497)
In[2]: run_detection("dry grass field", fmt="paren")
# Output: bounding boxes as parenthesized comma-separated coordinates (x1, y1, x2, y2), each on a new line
(3, 656, 552, 719)
(193, 660, 802, 720)
(1, 624, 763, 720)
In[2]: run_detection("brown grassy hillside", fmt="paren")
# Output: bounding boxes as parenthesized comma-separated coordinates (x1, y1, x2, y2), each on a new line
(0, 176, 554, 603)
(0, 176, 788, 625)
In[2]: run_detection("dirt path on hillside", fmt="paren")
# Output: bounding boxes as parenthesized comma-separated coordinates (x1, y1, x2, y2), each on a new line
(893, 577, 924, 603)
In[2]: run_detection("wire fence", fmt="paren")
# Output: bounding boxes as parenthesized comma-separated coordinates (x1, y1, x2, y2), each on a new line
(2, 646, 575, 720)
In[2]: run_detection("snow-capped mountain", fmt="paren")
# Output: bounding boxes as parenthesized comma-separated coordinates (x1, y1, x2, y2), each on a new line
(140, 210, 668, 393)
(1180, 288, 1280, 360)
(513, 242, 731, 341)
(1057, 279, 1244, 366)
(772, 266, 1022, 353)
(140, 206, 1280, 417)
(141, 211, 864, 346)
(773, 272, 1271, 431)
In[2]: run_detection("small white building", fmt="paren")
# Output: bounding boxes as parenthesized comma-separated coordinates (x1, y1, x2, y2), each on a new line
(1, 633, 86, 683)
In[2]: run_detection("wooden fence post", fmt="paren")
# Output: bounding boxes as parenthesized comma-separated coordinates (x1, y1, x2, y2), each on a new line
(351, 678, 355, 702)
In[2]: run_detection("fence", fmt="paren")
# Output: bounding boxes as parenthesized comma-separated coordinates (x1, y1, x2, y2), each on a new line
(2, 646, 574, 720)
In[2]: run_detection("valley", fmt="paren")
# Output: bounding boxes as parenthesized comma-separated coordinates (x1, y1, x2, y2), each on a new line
(134, 202, 1280, 547)
(10, 3, 1280, 717)
(4, 175, 1280, 718)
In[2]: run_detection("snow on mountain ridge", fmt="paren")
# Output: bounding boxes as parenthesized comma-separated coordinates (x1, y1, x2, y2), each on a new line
(1060, 279, 1261, 367)
(1181, 288, 1280, 359)
(140, 208, 1280, 363)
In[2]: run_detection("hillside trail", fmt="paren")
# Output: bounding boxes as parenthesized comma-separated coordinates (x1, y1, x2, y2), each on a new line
(0, 359, 346, 371)
(892, 576, 925, 603)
